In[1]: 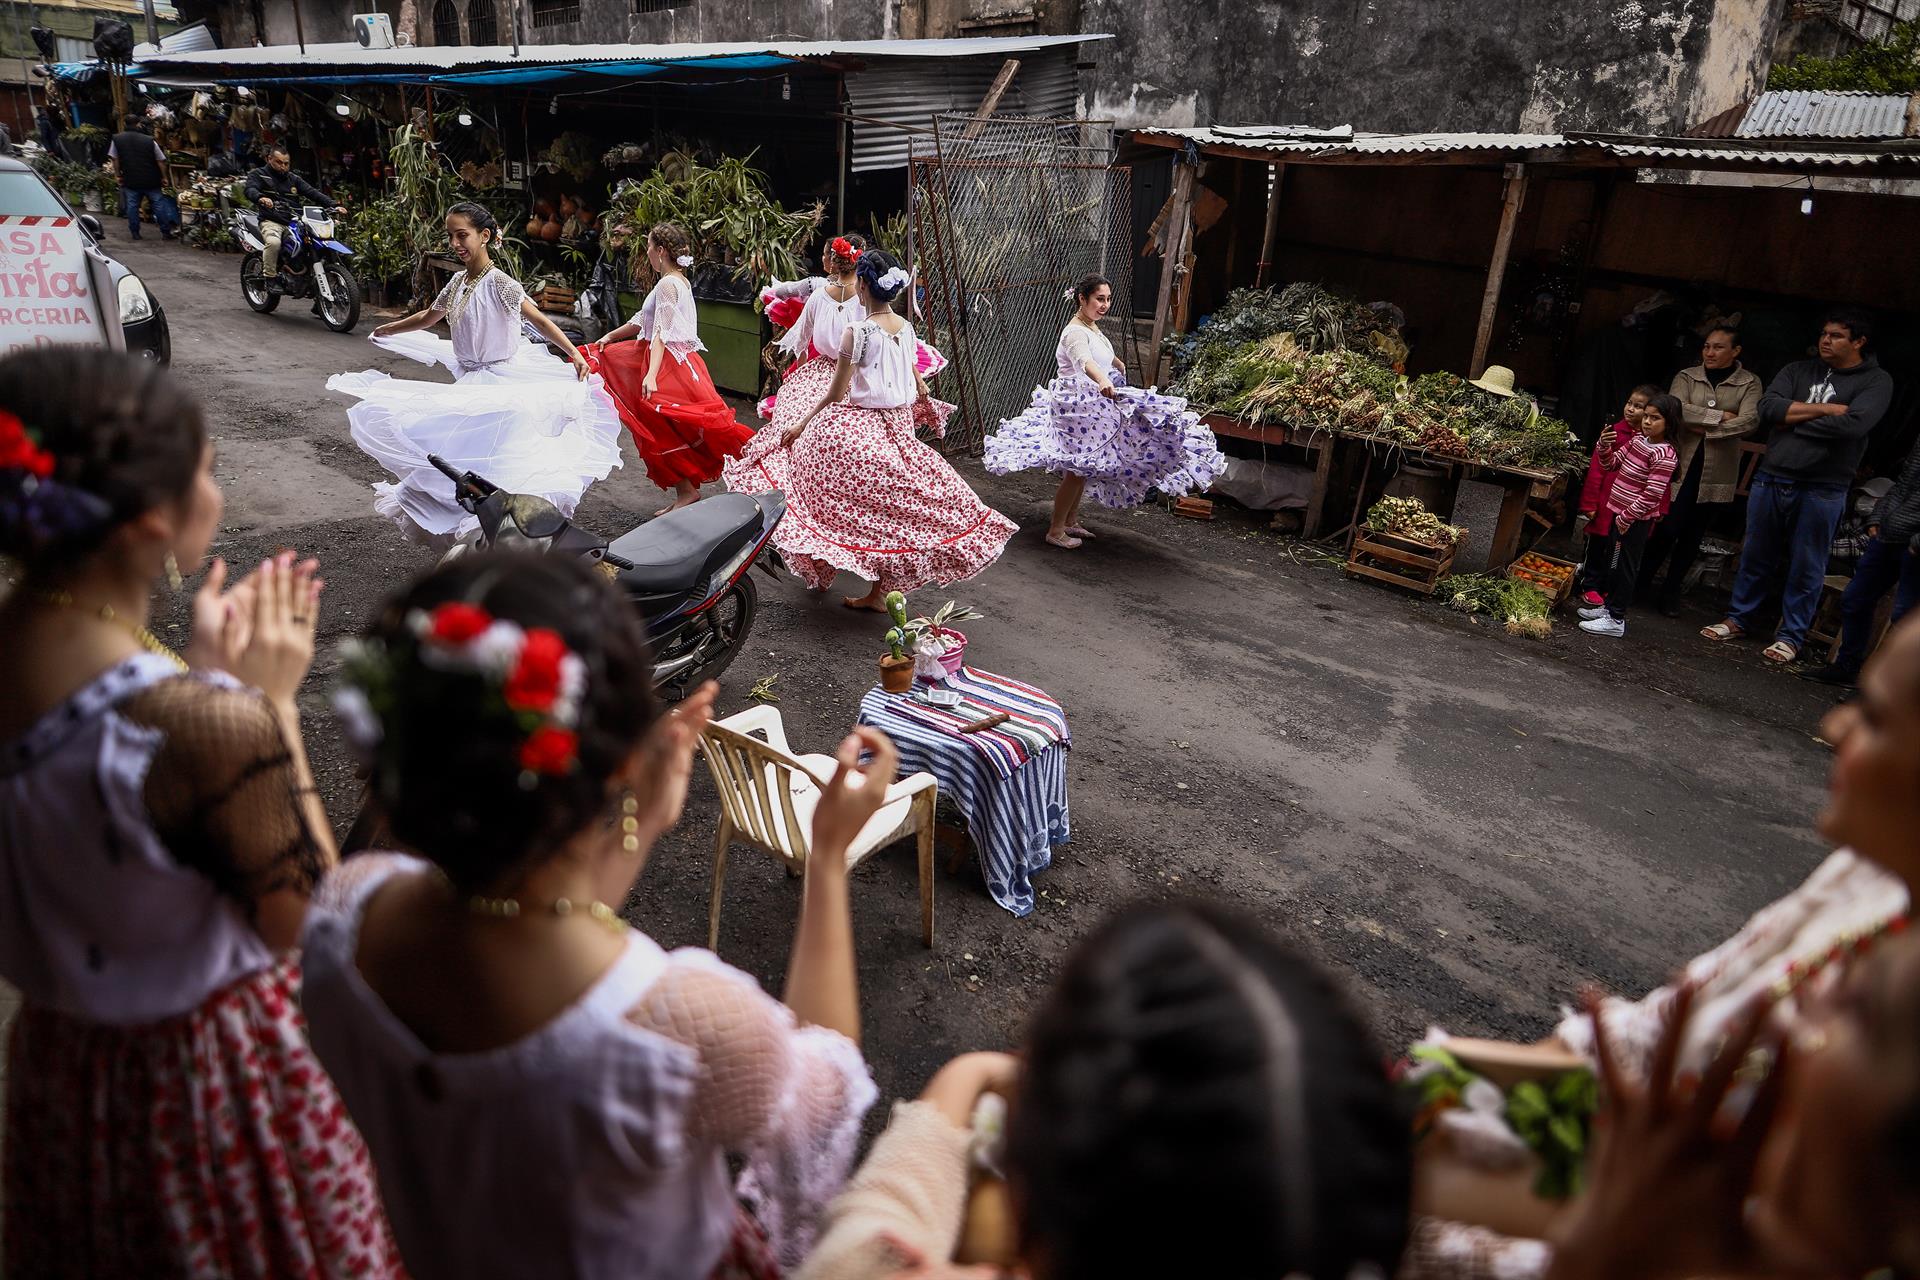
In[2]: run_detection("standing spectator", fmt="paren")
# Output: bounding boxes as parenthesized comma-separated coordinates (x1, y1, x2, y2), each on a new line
(1573, 384, 1656, 607)
(1638, 325, 1762, 614)
(107, 113, 177, 241)
(1802, 443, 1920, 688)
(1578, 395, 1679, 638)
(1702, 310, 1895, 664)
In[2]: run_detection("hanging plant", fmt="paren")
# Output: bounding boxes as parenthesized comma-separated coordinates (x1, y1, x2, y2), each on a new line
(603, 150, 823, 295)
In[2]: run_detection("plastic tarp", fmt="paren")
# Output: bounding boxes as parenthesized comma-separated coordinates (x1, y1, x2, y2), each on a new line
(50, 61, 150, 83)
(431, 53, 798, 87)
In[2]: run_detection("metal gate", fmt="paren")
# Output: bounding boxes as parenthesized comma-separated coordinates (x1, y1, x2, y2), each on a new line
(909, 116, 1137, 454)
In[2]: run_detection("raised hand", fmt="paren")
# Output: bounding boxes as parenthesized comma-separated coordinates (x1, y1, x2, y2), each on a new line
(182, 556, 256, 674)
(810, 726, 899, 858)
(229, 551, 322, 708)
(627, 681, 719, 847)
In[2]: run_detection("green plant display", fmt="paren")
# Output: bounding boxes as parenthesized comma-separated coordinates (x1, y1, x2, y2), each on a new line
(1365, 496, 1463, 546)
(344, 197, 414, 291)
(387, 125, 523, 301)
(604, 150, 824, 286)
(1770, 18, 1920, 93)
(32, 154, 117, 208)
(1440, 572, 1554, 633)
(1405, 1045, 1597, 1201)
(871, 209, 911, 262)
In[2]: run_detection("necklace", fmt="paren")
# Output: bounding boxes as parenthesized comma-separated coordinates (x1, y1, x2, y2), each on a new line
(1771, 912, 1909, 1001)
(445, 268, 491, 329)
(468, 893, 625, 935)
(32, 589, 185, 670)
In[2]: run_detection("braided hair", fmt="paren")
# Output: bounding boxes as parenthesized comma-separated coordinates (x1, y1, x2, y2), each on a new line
(824, 232, 867, 275)
(855, 249, 910, 306)
(1005, 900, 1412, 1280)
(352, 551, 661, 894)
(446, 200, 499, 246)
(648, 222, 694, 268)
(0, 348, 204, 568)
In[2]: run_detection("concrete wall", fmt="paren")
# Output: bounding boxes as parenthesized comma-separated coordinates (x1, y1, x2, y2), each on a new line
(1077, 0, 1790, 135)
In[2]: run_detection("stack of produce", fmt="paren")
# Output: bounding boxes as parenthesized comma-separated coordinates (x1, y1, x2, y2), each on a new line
(1363, 496, 1463, 548)
(1440, 572, 1554, 640)
(1167, 286, 1578, 473)
(1508, 552, 1575, 601)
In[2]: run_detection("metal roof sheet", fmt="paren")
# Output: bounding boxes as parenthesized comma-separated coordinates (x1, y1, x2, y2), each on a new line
(136, 34, 1100, 74)
(846, 46, 1080, 171)
(1135, 125, 1559, 157)
(1736, 89, 1913, 139)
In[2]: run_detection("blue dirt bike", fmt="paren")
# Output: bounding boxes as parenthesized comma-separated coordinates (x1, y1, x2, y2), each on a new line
(235, 201, 360, 333)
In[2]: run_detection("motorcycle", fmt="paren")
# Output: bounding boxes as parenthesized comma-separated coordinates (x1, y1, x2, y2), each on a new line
(236, 202, 361, 333)
(338, 456, 785, 855)
(427, 454, 782, 702)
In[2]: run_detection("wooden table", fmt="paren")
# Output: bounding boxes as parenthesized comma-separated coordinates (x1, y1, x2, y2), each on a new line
(1202, 413, 1339, 536)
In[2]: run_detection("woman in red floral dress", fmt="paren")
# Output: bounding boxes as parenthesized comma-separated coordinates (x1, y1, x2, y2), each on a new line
(725, 250, 1016, 610)
(585, 222, 754, 515)
(0, 349, 404, 1279)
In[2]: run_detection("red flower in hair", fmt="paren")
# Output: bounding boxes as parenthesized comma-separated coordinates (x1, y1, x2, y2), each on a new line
(519, 725, 578, 776)
(428, 602, 493, 645)
(830, 236, 860, 263)
(0, 410, 54, 479)
(503, 628, 567, 714)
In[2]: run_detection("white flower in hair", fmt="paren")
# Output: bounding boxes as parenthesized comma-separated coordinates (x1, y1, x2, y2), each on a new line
(676, 254, 695, 268)
(330, 684, 382, 759)
(1063, 287, 1076, 301)
(878, 266, 912, 293)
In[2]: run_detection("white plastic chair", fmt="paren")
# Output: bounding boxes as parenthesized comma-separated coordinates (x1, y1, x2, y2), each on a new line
(698, 705, 939, 950)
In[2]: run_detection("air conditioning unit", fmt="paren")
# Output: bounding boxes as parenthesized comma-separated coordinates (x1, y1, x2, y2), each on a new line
(353, 13, 395, 48)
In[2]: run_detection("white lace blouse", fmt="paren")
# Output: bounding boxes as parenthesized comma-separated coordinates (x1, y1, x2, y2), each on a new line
(301, 853, 877, 1279)
(631, 274, 706, 363)
(1057, 321, 1116, 381)
(845, 319, 920, 410)
(771, 276, 865, 362)
(432, 268, 531, 373)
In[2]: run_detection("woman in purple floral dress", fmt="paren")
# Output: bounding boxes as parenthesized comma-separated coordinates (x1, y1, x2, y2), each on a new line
(984, 274, 1225, 549)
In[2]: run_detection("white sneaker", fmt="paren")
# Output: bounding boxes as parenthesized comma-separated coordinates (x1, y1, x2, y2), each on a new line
(1580, 614, 1626, 638)
(1576, 605, 1609, 621)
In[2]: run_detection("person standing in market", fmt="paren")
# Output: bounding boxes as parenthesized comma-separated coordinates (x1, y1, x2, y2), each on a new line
(107, 114, 178, 241)
(1800, 441, 1920, 689)
(1636, 325, 1762, 615)
(1701, 310, 1895, 664)
(245, 145, 342, 294)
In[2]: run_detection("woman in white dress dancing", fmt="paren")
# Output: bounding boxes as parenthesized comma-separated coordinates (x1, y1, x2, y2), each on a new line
(329, 203, 623, 546)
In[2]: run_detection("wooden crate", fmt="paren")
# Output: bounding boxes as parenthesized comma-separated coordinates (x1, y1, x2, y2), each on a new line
(1346, 527, 1456, 596)
(1506, 551, 1578, 607)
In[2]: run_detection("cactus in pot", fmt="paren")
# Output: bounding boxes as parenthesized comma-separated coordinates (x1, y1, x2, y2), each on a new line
(878, 592, 916, 692)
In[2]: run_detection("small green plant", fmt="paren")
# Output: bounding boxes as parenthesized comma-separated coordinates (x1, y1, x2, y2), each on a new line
(1404, 1043, 1597, 1200)
(603, 150, 824, 286)
(343, 196, 414, 292)
(1770, 18, 1920, 93)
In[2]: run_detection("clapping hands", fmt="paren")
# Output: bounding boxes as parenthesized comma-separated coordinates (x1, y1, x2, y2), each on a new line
(185, 551, 324, 709)
(810, 726, 899, 858)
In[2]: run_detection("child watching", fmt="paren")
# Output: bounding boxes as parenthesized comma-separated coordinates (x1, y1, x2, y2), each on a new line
(1578, 393, 1679, 638)
(1576, 386, 1659, 607)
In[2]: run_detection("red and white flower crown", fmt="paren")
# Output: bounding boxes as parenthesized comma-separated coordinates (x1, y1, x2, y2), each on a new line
(334, 601, 589, 785)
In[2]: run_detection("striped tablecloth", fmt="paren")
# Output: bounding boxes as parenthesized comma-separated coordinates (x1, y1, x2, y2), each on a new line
(858, 668, 1070, 917)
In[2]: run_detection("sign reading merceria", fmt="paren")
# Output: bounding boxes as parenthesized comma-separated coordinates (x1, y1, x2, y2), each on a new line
(0, 216, 108, 352)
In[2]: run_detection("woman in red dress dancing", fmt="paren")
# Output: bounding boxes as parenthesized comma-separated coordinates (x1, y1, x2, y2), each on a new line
(586, 222, 753, 514)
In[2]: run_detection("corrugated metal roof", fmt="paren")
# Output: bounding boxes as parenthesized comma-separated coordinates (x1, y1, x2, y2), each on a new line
(137, 34, 1099, 75)
(847, 46, 1079, 171)
(1132, 124, 1920, 172)
(134, 21, 217, 58)
(1736, 90, 1914, 139)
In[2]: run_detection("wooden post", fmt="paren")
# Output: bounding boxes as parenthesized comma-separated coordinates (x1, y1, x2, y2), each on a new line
(1255, 162, 1287, 287)
(1469, 162, 1528, 377)
(1146, 157, 1195, 385)
(962, 60, 1021, 139)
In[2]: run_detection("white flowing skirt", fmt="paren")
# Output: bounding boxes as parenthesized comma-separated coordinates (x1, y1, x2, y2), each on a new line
(327, 332, 625, 545)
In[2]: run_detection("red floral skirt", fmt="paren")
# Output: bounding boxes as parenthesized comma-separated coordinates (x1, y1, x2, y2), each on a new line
(4, 960, 406, 1279)
(585, 341, 754, 489)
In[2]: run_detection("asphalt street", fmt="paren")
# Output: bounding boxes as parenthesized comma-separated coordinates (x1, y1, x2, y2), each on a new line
(120, 233, 1845, 1106)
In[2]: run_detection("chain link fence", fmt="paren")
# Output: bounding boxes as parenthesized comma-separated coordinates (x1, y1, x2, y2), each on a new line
(908, 116, 1135, 454)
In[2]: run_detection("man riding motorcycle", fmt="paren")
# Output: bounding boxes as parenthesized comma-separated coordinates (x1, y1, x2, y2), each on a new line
(244, 145, 345, 296)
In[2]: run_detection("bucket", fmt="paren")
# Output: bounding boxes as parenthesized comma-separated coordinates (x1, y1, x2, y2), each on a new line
(1383, 463, 1450, 514)
(932, 628, 968, 677)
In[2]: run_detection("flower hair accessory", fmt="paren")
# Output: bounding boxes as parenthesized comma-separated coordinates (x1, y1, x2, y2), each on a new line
(1062, 286, 1076, 301)
(829, 236, 862, 263)
(675, 253, 695, 268)
(0, 408, 112, 554)
(877, 266, 912, 295)
(333, 601, 589, 789)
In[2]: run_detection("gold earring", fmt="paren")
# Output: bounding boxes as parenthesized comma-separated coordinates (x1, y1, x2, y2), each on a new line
(163, 551, 183, 592)
(620, 791, 641, 854)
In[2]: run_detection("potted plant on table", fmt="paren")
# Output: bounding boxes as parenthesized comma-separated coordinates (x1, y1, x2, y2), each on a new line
(878, 593, 983, 690)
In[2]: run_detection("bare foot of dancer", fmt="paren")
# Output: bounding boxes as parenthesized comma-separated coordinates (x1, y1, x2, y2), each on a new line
(655, 482, 701, 517)
(1066, 524, 1096, 539)
(1045, 530, 1083, 549)
(842, 586, 889, 612)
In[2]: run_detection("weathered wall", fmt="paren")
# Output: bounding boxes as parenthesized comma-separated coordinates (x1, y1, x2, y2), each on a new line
(549, 0, 890, 47)
(1078, 0, 1790, 134)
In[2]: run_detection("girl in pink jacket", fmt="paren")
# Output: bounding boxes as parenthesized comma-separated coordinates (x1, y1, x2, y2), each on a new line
(1578, 393, 1679, 638)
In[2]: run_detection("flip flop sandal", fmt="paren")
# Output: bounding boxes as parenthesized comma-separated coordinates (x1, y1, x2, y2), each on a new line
(1699, 622, 1744, 642)
(1763, 641, 1799, 664)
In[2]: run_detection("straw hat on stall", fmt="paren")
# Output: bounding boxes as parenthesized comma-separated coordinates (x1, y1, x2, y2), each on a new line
(1469, 366, 1520, 397)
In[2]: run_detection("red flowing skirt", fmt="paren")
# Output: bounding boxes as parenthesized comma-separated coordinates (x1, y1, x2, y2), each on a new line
(585, 341, 755, 489)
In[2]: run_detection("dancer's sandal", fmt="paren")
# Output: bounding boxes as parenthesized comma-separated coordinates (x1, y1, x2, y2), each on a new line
(1044, 531, 1083, 549)
(1699, 621, 1745, 642)
(1065, 525, 1097, 539)
(1763, 640, 1799, 664)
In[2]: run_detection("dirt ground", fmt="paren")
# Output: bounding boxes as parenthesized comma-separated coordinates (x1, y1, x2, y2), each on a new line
(124, 233, 1845, 1109)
